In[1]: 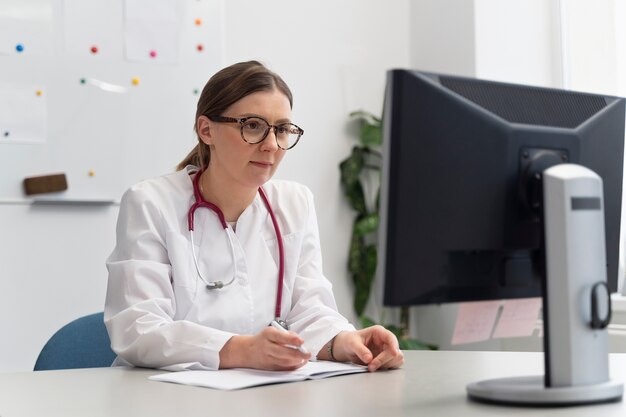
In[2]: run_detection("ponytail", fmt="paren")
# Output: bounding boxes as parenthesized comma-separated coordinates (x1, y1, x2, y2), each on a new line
(176, 142, 210, 171)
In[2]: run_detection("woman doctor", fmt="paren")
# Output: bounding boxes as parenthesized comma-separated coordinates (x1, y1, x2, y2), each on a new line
(104, 60, 404, 372)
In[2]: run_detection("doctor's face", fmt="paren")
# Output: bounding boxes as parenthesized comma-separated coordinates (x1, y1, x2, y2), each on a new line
(202, 89, 291, 189)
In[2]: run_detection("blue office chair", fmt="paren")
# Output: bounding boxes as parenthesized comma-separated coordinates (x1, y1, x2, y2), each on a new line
(34, 312, 117, 371)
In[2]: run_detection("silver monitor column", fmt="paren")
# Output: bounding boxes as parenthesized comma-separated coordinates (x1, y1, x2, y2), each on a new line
(467, 164, 623, 406)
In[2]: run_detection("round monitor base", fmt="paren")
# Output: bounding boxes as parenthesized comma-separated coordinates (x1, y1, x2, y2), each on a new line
(467, 375, 623, 406)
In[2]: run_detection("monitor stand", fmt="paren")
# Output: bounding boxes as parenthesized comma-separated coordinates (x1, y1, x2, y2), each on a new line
(467, 164, 623, 406)
(467, 375, 623, 406)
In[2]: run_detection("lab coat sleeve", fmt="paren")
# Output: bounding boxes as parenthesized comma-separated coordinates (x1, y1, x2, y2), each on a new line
(104, 185, 235, 371)
(286, 187, 356, 358)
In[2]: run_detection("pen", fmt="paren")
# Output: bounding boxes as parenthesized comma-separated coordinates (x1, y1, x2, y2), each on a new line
(270, 320, 309, 354)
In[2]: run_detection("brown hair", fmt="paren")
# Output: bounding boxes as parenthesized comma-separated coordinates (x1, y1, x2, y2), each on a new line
(177, 60, 294, 171)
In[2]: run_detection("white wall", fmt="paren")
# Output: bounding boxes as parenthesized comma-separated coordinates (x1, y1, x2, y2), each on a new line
(560, 0, 619, 94)
(408, 0, 475, 77)
(474, 0, 561, 87)
(0, 0, 410, 372)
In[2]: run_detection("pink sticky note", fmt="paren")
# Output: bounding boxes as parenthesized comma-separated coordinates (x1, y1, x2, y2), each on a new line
(451, 300, 501, 345)
(492, 298, 542, 338)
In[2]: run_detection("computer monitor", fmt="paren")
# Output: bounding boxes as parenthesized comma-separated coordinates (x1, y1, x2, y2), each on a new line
(379, 69, 625, 307)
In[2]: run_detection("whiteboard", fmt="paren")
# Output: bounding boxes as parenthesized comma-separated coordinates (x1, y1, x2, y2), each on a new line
(0, 0, 222, 201)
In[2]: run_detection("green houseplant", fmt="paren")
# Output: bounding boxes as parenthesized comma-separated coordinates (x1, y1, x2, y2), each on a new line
(339, 111, 435, 350)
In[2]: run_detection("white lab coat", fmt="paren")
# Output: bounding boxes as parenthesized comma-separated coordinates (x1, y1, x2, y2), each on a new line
(105, 166, 355, 370)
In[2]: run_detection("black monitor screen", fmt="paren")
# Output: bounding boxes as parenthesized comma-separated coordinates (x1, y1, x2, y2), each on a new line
(379, 70, 625, 306)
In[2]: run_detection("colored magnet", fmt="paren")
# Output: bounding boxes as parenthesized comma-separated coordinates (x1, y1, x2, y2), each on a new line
(195, 18, 202, 26)
(80, 78, 86, 84)
(15, 43, 24, 53)
(35, 90, 43, 97)
(193, 88, 199, 95)
(149, 50, 157, 58)
(88, 170, 95, 177)
(131, 77, 140, 86)
(91, 46, 99, 54)
(196, 44, 204, 52)
(3, 131, 9, 137)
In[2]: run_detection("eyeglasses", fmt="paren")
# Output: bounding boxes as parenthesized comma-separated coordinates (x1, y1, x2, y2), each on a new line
(208, 115, 304, 150)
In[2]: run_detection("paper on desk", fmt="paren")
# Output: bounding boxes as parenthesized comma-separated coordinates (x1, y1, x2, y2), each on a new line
(149, 361, 368, 390)
(451, 300, 501, 345)
(492, 298, 542, 338)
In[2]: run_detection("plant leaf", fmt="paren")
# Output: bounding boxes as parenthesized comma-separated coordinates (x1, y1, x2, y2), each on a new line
(360, 123, 382, 146)
(348, 226, 363, 275)
(349, 110, 382, 125)
(399, 338, 438, 351)
(353, 243, 377, 315)
(360, 316, 377, 328)
(384, 324, 402, 339)
(353, 267, 369, 316)
(354, 213, 379, 236)
(339, 147, 367, 214)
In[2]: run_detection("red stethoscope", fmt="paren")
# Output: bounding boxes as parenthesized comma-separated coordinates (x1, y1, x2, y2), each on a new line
(187, 170, 287, 325)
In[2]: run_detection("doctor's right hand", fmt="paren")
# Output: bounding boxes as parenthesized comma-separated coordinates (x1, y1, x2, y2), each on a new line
(218, 327, 311, 371)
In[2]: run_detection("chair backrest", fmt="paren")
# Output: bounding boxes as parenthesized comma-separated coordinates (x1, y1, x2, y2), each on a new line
(34, 312, 116, 371)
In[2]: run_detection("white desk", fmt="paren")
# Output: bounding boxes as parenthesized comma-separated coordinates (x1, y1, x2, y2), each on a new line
(1, 351, 625, 417)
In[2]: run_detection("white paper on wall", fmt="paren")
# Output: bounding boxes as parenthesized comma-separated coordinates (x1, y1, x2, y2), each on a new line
(451, 300, 501, 345)
(0, 83, 47, 144)
(492, 297, 542, 338)
(63, 0, 122, 58)
(124, 0, 179, 64)
(0, 0, 54, 56)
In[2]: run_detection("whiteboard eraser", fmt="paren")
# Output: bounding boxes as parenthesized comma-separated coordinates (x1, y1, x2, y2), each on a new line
(23, 173, 68, 195)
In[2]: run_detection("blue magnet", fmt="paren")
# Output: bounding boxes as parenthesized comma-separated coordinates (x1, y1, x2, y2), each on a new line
(15, 44, 24, 53)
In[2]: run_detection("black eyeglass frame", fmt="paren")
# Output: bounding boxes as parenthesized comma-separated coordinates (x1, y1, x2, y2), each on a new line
(208, 115, 304, 150)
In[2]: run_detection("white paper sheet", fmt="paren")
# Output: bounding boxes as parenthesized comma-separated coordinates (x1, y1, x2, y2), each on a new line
(0, 0, 54, 56)
(0, 83, 47, 144)
(451, 300, 501, 345)
(124, 0, 179, 64)
(149, 361, 368, 390)
(492, 298, 542, 338)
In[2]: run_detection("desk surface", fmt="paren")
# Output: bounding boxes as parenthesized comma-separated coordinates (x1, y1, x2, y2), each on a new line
(1, 350, 625, 417)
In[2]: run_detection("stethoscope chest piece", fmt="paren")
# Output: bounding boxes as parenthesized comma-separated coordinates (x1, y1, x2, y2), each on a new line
(272, 318, 290, 331)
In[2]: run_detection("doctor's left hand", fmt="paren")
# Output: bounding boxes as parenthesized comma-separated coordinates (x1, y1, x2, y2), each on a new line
(219, 327, 311, 371)
(332, 325, 404, 372)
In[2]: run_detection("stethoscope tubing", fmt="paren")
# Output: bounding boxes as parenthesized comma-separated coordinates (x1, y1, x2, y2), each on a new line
(188, 169, 286, 319)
